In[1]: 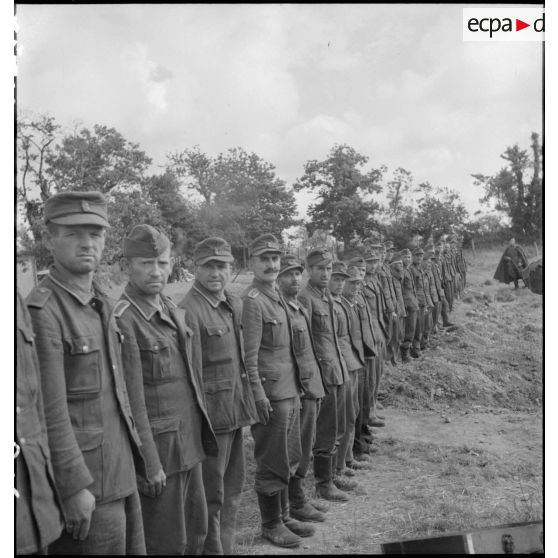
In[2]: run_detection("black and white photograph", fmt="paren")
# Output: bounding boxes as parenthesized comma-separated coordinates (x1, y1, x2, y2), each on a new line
(13, 3, 544, 555)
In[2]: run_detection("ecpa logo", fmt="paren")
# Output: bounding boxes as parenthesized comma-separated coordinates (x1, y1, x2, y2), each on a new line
(463, 8, 544, 42)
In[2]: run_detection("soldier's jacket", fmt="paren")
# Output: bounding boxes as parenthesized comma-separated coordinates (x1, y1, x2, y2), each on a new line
(241, 278, 301, 401)
(180, 282, 258, 435)
(443, 252, 456, 278)
(390, 268, 408, 318)
(378, 264, 397, 316)
(332, 297, 365, 372)
(430, 260, 446, 300)
(27, 268, 143, 504)
(298, 283, 347, 386)
(410, 263, 427, 308)
(354, 292, 378, 357)
(339, 296, 366, 367)
(422, 269, 435, 307)
(16, 291, 63, 554)
(282, 297, 326, 399)
(362, 277, 388, 341)
(424, 267, 439, 305)
(116, 284, 217, 480)
(401, 265, 419, 312)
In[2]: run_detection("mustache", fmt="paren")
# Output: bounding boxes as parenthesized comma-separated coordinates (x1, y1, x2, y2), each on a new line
(264, 268, 278, 273)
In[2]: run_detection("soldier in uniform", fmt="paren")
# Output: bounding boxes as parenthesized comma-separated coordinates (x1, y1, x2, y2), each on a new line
(115, 225, 218, 555)
(362, 250, 388, 427)
(400, 249, 419, 362)
(427, 250, 446, 334)
(179, 237, 258, 554)
(298, 249, 349, 503)
(329, 261, 365, 490)
(27, 192, 146, 555)
(16, 290, 64, 554)
(276, 255, 328, 523)
(434, 243, 455, 328)
(410, 247, 427, 357)
(242, 234, 313, 549)
(389, 256, 407, 358)
(379, 243, 400, 366)
(420, 255, 436, 350)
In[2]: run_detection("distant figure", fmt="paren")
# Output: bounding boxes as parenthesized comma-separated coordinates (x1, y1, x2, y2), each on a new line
(494, 238, 529, 289)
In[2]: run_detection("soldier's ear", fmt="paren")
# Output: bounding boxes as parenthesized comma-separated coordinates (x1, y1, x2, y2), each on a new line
(120, 257, 130, 274)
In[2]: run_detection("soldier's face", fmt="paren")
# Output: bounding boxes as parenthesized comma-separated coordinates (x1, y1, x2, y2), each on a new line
(46, 224, 106, 275)
(402, 254, 412, 267)
(125, 248, 173, 296)
(328, 274, 346, 295)
(309, 263, 332, 288)
(365, 260, 379, 274)
(196, 260, 231, 293)
(379, 250, 386, 264)
(392, 262, 403, 273)
(251, 253, 280, 283)
(412, 254, 423, 265)
(277, 269, 302, 297)
(343, 280, 360, 298)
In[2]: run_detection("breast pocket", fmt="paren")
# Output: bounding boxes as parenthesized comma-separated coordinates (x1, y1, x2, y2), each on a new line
(313, 310, 330, 333)
(204, 323, 230, 355)
(138, 338, 174, 383)
(292, 324, 308, 354)
(63, 335, 101, 398)
(262, 315, 284, 348)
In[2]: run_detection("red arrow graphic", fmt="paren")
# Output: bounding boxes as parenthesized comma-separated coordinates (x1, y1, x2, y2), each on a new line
(516, 19, 530, 31)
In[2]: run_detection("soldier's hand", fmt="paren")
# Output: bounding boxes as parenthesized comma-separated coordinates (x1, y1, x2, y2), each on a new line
(63, 488, 96, 541)
(255, 397, 273, 425)
(149, 469, 167, 498)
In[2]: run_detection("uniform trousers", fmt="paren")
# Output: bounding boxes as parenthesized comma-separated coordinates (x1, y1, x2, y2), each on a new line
(252, 397, 301, 496)
(313, 385, 344, 458)
(48, 491, 145, 555)
(140, 464, 206, 555)
(370, 341, 386, 418)
(445, 282, 454, 311)
(202, 428, 245, 555)
(294, 398, 320, 479)
(387, 314, 401, 363)
(354, 364, 372, 455)
(432, 301, 441, 331)
(402, 310, 417, 350)
(413, 307, 425, 350)
(336, 369, 360, 470)
(422, 307, 433, 347)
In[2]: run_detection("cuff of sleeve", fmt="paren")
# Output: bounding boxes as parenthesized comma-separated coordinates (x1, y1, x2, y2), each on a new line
(57, 463, 95, 501)
(251, 381, 266, 402)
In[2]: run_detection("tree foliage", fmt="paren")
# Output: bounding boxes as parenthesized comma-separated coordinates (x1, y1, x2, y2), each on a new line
(472, 132, 542, 239)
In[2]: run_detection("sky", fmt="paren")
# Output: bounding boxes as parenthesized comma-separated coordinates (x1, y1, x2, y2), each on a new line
(15, 4, 543, 219)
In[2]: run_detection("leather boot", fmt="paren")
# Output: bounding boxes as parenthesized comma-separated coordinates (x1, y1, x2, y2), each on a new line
(401, 346, 411, 363)
(288, 477, 325, 523)
(280, 488, 316, 536)
(346, 459, 372, 470)
(333, 471, 358, 492)
(257, 492, 302, 548)
(314, 455, 349, 502)
(410, 347, 421, 359)
(310, 499, 330, 513)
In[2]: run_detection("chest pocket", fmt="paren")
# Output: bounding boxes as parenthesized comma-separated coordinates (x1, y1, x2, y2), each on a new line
(63, 335, 102, 398)
(292, 324, 308, 354)
(204, 323, 230, 360)
(313, 309, 330, 332)
(262, 314, 283, 348)
(138, 338, 174, 383)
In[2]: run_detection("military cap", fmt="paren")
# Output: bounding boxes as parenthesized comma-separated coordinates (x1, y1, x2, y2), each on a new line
(306, 248, 333, 267)
(364, 250, 380, 262)
(44, 191, 109, 227)
(384, 241, 395, 250)
(399, 248, 412, 257)
(123, 224, 171, 258)
(368, 243, 383, 251)
(194, 237, 234, 265)
(346, 266, 362, 282)
(249, 234, 282, 257)
(278, 254, 304, 276)
(331, 261, 350, 278)
(390, 258, 403, 267)
(347, 256, 366, 267)
(412, 246, 425, 255)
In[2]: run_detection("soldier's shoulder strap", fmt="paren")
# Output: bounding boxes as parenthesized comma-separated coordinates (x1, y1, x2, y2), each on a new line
(26, 286, 52, 309)
(113, 299, 131, 318)
(247, 288, 260, 299)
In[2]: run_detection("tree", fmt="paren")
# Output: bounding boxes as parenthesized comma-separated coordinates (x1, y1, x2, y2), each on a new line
(472, 132, 542, 238)
(386, 167, 413, 217)
(293, 144, 386, 247)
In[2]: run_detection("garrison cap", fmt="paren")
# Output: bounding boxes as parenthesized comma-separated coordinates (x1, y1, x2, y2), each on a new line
(123, 224, 171, 258)
(249, 234, 282, 257)
(384, 241, 395, 251)
(399, 248, 412, 257)
(278, 254, 304, 276)
(194, 237, 234, 265)
(347, 256, 366, 267)
(346, 266, 362, 282)
(390, 258, 403, 267)
(368, 243, 383, 251)
(306, 248, 333, 267)
(364, 250, 380, 262)
(412, 246, 425, 255)
(44, 191, 109, 227)
(331, 261, 350, 278)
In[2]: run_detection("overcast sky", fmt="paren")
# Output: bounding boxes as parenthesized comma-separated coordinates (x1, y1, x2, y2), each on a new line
(15, 4, 543, 218)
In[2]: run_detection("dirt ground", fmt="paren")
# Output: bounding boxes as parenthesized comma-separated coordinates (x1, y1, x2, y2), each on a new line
(107, 247, 543, 554)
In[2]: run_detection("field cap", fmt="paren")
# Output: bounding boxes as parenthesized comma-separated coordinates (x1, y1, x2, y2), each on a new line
(123, 224, 171, 258)
(364, 250, 380, 262)
(346, 266, 362, 282)
(384, 241, 395, 251)
(278, 254, 304, 276)
(412, 247, 425, 256)
(194, 237, 234, 265)
(390, 258, 403, 267)
(44, 191, 109, 227)
(331, 261, 350, 278)
(347, 256, 366, 267)
(399, 248, 412, 257)
(306, 248, 333, 267)
(249, 234, 282, 257)
(368, 243, 383, 251)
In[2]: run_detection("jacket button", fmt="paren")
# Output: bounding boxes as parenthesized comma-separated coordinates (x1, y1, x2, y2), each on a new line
(153, 345, 158, 351)
(20, 438, 26, 445)
(112, 364, 116, 370)
(241, 374, 247, 379)
(82, 345, 88, 351)
(16, 406, 21, 415)
(261, 377, 266, 382)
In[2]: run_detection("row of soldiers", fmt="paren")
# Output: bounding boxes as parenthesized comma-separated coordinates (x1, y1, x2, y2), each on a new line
(16, 190, 466, 555)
